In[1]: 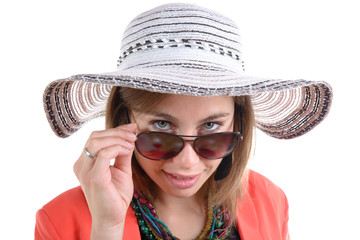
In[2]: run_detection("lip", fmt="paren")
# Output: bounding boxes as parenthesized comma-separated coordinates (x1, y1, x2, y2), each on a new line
(163, 171, 201, 189)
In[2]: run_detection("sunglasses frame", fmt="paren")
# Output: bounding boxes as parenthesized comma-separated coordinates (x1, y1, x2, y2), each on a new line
(125, 104, 243, 160)
(135, 131, 242, 160)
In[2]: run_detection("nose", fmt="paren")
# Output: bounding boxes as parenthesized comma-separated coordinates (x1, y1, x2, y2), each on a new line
(172, 141, 200, 169)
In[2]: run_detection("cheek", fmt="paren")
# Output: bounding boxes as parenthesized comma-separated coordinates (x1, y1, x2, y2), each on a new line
(204, 159, 222, 172)
(134, 151, 162, 175)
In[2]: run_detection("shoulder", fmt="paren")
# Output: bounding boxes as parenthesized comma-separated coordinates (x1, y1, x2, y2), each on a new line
(35, 186, 91, 240)
(42, 186, 87, 210)
(40, 186, 90, 220)
(35, 186, 141, 240)
(244, 169, 289, 215)
(236, 170, 289, 239)
(247, 170, 287, 201)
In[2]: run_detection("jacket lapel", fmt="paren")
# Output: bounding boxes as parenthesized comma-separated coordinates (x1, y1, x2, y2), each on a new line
(236, 194, 262, 240)
(123, 207, 141, 240)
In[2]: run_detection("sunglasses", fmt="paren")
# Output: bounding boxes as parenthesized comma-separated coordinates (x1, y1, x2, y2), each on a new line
(135, 131, 242, 160)
(126, 105, 243, 160)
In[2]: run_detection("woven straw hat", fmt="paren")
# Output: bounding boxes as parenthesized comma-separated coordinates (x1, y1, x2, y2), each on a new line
(43, 3, 332, 139)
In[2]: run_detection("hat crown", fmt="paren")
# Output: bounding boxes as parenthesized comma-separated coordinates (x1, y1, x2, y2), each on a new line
(117, 3, 244, 71)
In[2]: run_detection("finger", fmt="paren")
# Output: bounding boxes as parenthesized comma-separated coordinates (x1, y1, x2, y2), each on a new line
(113, 152, 134, 171)
(83, 148, 96, 158)
(90, 144, 134, 183)
(86, 134, 136, 157)
(80, 124, 137, 174)
(74, 152, 96, 182)
(87, 123, 137, 140)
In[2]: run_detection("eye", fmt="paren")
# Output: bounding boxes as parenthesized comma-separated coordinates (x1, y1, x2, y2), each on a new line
(203, 122, 221, 131)
(153, 120, 171, 130)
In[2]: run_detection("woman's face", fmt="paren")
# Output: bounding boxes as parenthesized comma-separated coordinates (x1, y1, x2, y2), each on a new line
(132, 94, 235, 199)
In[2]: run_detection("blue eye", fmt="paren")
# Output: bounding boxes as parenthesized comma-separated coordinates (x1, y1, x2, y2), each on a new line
(204, 122, 220, 130)
(153, 120, 170, 130)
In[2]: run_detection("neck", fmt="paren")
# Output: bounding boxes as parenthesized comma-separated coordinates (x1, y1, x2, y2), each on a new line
(153, 187, 208, 239)
(155, 189, 206, 212)
(132, 186, 232, 240)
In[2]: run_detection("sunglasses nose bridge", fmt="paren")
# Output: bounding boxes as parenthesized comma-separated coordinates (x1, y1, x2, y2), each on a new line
(171, 140, 201, 168)
(180, 136, 206, 160)
(178, 134, 197, 140)
(179, 137, 196, 153)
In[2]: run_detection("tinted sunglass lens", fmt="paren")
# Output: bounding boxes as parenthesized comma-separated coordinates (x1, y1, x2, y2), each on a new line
(194, 133, 238, 159)
(135, 132, 183, 160)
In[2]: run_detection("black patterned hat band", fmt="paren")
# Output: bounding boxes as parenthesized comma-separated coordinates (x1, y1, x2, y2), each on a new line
(43, 3, 332, 138)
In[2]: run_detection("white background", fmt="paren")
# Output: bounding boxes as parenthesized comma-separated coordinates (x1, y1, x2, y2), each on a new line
(1, 0, 359, 239)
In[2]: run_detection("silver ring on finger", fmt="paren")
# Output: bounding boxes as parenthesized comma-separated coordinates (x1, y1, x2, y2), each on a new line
(83, 148, 96, 159)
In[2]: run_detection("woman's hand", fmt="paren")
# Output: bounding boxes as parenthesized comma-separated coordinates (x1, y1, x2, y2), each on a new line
(73, 123, 137, 239)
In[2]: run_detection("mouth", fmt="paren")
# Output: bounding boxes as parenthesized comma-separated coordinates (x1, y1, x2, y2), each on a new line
(163, 171, 201, 189)
(169, 173, 197, 179)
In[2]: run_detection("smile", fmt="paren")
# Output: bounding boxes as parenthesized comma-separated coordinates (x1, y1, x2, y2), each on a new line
(163, 171, 201, 189)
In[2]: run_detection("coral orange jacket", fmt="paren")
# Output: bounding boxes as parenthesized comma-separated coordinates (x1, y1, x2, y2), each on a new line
(35, 170, 289, 240)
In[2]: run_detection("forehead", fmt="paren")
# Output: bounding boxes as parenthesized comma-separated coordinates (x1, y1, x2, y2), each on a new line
(146, 94, 234, 118)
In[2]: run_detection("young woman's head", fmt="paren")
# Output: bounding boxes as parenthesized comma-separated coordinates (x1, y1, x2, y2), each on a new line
(106, 87, 255, 219)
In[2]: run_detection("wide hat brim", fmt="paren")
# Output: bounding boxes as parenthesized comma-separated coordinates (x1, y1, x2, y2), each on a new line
(43, 3, 333, 138)
(43, 66, 332, 139)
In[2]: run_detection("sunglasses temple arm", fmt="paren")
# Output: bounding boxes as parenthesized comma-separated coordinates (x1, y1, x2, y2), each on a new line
(241, 106, 243, 138)
(125, 107, 131, 124)
(236, 105, 243, 140)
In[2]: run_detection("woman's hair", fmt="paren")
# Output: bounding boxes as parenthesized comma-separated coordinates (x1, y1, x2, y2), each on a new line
(106, 87, 255, 222)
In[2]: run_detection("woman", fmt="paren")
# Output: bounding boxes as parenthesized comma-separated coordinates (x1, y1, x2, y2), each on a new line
(35, 3, 332, 240)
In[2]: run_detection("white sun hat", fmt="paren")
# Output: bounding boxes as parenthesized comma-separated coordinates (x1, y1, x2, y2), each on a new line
(43, 3, 332, 139)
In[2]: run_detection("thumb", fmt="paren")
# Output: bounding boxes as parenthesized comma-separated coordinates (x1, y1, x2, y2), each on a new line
(113, 147, 134, 172)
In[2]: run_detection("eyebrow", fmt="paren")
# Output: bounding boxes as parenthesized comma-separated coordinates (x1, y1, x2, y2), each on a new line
(149, 112, 231, 123)
(201, 113, 231, 123)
